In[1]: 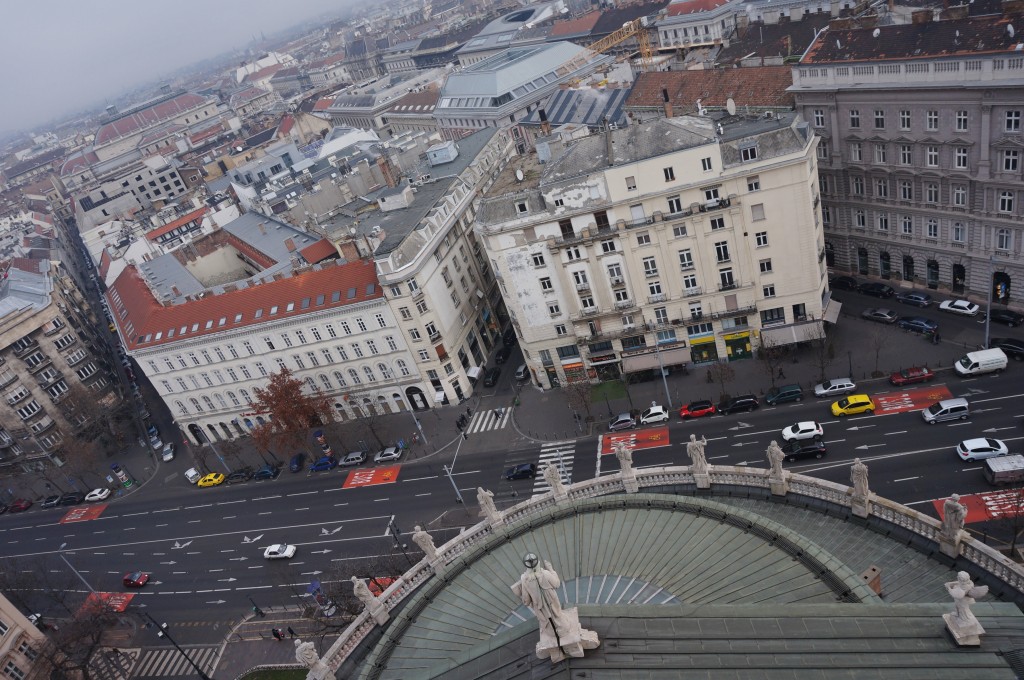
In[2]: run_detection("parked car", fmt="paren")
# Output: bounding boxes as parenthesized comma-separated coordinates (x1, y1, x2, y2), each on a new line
(197, 473, 226, 487)
(828, 275, 859, 291)
(514, 364, 529, 381)
(831, 394, 876, 417)
(495, 346, 512, 364)
(289, 453, 307, 473)
(897, 317, 939, 334)
(253, 464, 280, 481)
(858, 282, 895, 298)
(679, 400, 716, 419)
(146, 423, 159, 438)
(608, 413, 636, 431)
(861, 308, 898, 324)
(226, 467, 254, 484)
(985, 309, 1024, 327)
(264, 544, 297, 560)
(939, 299, 980, 316)
(149, 435, 163, 450)
(161, 443, 175, 462)
(889, 366, 934, 386)
(990, 337, 1024, 361)
(764, 384, 803, 406)
(40, 495, 61, 509)
(309, 456, 338, 472)
(814, 378, 856, 398)
(717, 395, 760, 415)
(9, 499, 32, 513)
(895, 291, 933, 307)
(781, 421, 824, 442)
(638, 405, 670, 425)
(341, 451, 367, 466)
(502, 328, 518, 347)
(59, 492, 85, 506)
(374, 446, 403, 464)
(956, 438, 1009, 462)
(504, 463, 537, 480)
(781, 438, 827, 462)
(85, 488, 111, 502)
(483, 366, 502, 387)
(123, 571, 150, 588)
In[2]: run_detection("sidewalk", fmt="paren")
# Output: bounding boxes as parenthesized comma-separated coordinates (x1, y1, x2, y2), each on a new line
(211, 607, 339, 679)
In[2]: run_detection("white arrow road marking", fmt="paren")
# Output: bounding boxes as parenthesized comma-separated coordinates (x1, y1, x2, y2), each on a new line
(846, 425, 875, 431)
(320, 527, 342, 536)
(984, 427, 1017, 433)
(206, 600, 227, 604)
(172, 540, 193, 549)
(310, 549, 332, 554)
(729, 422, 753, 431)
(301, 570, 323, 576)
(855, 444, 887, 450)
(242, 534, 264, 544)
(217, 577, 237, 582)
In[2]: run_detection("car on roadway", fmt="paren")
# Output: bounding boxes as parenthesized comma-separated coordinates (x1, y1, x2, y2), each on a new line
(161, 443, 175, 462)
(85, 488, 111, 502)
(717, 394, 760, 415)
(289, 452, 307, 473)
(59, 492, 85, 506)
(264, 544, 297, 560)
(309, 456, 338, 473)
(764, 384, 804, 405)
(226, 467, 253, 484)
(503, 328, 518, 346)
(956, 438, 1009, 462)
(495, 346, 512, 364)
(813, 378, 856, 398)
(608, 413, 636, 431)
(828, 275, 859, 291)
(985, 309, 1024, 327)
(895, 291, 933, 307)
(861, 308, 898, 324)
(197, 472, 226, 488)
(123, 571, 150, 588)
(781, 438, 827, 462)
(40, 495, 61, 509)
(253, 464, 280, 481)
(889, 366, 934, 386)
(679, 400, 716, 419)
(831, 394, 876, 417)
(483, 366, 502, 387)
(374, 446, 402, 464)
(897, 317, 939, 334)
(341, 451, 367, 466)
(514, 364, 529, 381)
(990, 338, 1024, 361)
(858, 282, 895, 298)
(939, 299, 980, 316)
(9, 499, 32, 513)
(781, 421, 824, 442)
(149, 435, 163, 450)
(638, 405, 670, 425)
(504, 463, 537, 480)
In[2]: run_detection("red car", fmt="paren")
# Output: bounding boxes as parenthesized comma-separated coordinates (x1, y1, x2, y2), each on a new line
(679, 400, 716, 419)
(889, 366, 935, 386)
(9, 499, 32, 513)
(123, 571, 150, 588)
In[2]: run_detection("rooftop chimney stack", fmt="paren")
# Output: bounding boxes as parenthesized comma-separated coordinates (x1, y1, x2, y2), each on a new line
(662, 88, 673, 119)
(604, 117, 614, 168)
(258, 221, 267, 235)
(539, 108, 551, 136)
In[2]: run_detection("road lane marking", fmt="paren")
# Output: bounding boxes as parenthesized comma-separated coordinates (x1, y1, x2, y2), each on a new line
(402, 475, 438, 482)
(893, 476, 919, 482)
(452, 470, 482, 476)
(884, 431, 908, 436)
(294, 507, 310, 511)
(258, 512, 272, 516)
(223, 516, 236, 520)
(287, 491, 318, 497)
(415, 493, 431, 497)
(217, 500, 246, 505)
(253, 496, 281, 501)
(709, 455, 730, 460)
(156, 524, 168, 528)
(184, 504, 212, 510)
(961, 466, 983, 472)
(334, 503, 348, 507)
(237, 585, 273, 590)
(122, 512, 148, 517)
(374, 498, 389, 502)
(152, 509, 179, 513)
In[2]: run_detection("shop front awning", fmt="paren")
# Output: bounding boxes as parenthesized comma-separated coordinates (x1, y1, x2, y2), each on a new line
(621, 346, 690, 372)
(760, 320, 824, 347)
(434, 390, 447, 404)
(467, 366, 483, 381)
(823, 299, 842, 324)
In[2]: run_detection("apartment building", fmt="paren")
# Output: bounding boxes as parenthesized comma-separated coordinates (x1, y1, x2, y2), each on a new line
(791, 9, 1024, 303)
(326, 69, 447, 132)
(477, 113, 828, 388)
(0, 593, 44, 680)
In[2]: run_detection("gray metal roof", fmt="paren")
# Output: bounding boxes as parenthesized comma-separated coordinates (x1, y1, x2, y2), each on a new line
(0, 267, 51, 319)
(441, 43, 597, 100)
(522, 87, 632, 128)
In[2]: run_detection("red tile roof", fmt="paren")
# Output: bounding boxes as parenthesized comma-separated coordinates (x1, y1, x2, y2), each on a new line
(550, 11, 601, 37)
(244, 64, 285, 84)
(145, 207, 207, 242)
(108, 259, 382, 350)
(277, 114, 296, 137)
(299, 238, 339, 264)
(666, 0, 730, 15)
(625, 67, 794, 111)
(95, 93, 210, 146)
(313, 97, 335, 111)
(10, 258, 45, 274)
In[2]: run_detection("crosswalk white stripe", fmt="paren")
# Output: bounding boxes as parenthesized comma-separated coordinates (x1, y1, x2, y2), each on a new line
(134, 651, 165, 676)
(135, 648, 216, 678)
(466, 408, 512, 433)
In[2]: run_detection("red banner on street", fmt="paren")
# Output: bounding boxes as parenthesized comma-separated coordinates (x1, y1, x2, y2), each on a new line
(343, 465, 401, 489)
(874, 385, 953, 415)
(601, 427, 670, 455)
(60, 504, 107, 524)
(79, 591, 134, 615)
(934, 491, 1024, 524)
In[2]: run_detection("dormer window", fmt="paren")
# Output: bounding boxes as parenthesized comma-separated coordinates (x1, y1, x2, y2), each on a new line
(516, 201, 528, 214)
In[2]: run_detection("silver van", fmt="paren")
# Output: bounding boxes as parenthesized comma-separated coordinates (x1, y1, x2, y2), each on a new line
(921, 398, 970, 424)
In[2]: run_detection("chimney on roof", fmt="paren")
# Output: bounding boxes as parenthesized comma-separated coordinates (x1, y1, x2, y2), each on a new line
(171, 285, 181, 297)
(337, 239, 360, 262)
(539, 108, 551, 136)
(284, 237, 297, 252)
(604, 117, 614, 168)
(376, 154, 399, 188)
(258, 221, 267, 234)
(662, 88, 673, 119)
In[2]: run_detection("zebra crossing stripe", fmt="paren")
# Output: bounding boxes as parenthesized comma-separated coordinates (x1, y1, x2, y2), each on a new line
(533, 443, 576, 495)
(134, 647, 217, 678)
(466, 408, 512, 434)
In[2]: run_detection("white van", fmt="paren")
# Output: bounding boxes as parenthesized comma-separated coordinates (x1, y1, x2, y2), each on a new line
(921, 398, 970, 424)
(184, 467, 201, 484)
(954, 348, 1008, 376)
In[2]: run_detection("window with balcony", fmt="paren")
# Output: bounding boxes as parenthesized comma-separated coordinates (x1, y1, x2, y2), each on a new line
(900, 180, 912, 201)
(997, 228, 1012, 250)
(719, 269, 735, 290)
(580, 296, 595, 310)
(607, 264, 623, 283)
(875, 179, 888, 198)
(678, 249, 694, 270)
(953, 186, 967, 207)
(642, 257, 658, 277)
(648, 281, 662, 296)
(1000, 190, 1015, 213)
(15, 400, 40, 420)
(926, 183, 939, 203)
(682, 274, 698, 292)
(615, 290, 630, 303)
(714, 241, 730, 263)
(572, 271, 589, 289)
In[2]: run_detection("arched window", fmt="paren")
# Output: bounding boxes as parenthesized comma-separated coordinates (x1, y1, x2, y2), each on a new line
(227, 391, 240, 406)
(215, 393, 227, 409)
(333, 370, 347, 387)
(176, 400, 189, 416)
(202, 395, 215, 411)
(239, 388, 252, 404)
(348, 368, 361, 385)
(363, 366, 376, 382)
(190, 397, 203, 413)
(378, 363, 393, 380)
(396, 359, 410, 377)
(304, 376, 316, 391)
(319, 374, 332, 390)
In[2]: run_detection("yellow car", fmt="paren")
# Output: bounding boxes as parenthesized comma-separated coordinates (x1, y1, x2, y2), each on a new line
(831, 394, 876, 417)
(197, 473, 225, 488)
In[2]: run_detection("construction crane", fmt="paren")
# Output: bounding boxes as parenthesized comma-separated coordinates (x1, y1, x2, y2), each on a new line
(586, 16, 655, 73)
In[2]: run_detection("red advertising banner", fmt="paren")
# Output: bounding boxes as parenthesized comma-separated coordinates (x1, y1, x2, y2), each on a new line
(60, 504, 108, 524)
(343, 465, 401, 489)
(601, 427, 670, 455)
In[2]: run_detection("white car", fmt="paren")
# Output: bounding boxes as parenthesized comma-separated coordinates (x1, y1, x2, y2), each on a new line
(374, 446, 402, 464)
(638, 405, 669, 425)
(264, 544, 297, 560)
(161, 443, 175, 462)
(813, 378, 856, 398)
(956, 438, 1009, 462)
(85, 488, 111, 502)
(939, 299, 980, 317)
(781, 421, 824, 442)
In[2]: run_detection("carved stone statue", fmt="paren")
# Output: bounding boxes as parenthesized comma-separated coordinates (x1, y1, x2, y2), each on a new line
(850, 458, 869, 498)
(477, 487, 501, 524)
(944, 571, 989, 646)
(942, 494, 968, 537)
(511, 554, 599, 662)
(294, 639, 328, 680)
(766, 440, 785, 477)
(613, 441, 633, 475)
(412, 525, 437, 563)
(350, 576, 389, 625)
(543, 462, 567, 499)
(686, 434, 709, 476)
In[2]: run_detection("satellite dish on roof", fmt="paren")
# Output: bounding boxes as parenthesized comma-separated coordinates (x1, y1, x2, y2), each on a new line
(836, 39, 842, 49)
(515, 168, 524, 182)
(726, 98, 736, 115)
(1009, 24, 1016, 38)
(872, 28, 880, 38)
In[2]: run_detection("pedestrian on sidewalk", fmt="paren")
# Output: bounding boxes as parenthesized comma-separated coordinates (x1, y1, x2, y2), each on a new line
(287, 626, 297, 638)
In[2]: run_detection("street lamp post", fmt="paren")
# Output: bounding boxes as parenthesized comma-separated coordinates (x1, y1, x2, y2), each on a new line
(142, 612, 213, 680)
(984, 254, 996, 350)
(58, 543, 95, 593)
(442, 434, 466, 504)
(192, 426, 230, 473)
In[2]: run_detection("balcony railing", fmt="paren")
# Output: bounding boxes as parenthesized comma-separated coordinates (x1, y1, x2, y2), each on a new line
(644, 270, 659, 278)
(610, 276, 624, 286)
(0, 372, 17, 389)
(12, 341, 37, 358)
(6, 390, 30, 406)
(684, 287, 703, 297)
(719, 281, 738, 292)
(575, 282, 591, 292)
(614, 299, 637, 310)
(28, 357, 54, 374)
(697, 197, 732, 213)
(649, 293, 667, 304)
(30, 417, 56, 434)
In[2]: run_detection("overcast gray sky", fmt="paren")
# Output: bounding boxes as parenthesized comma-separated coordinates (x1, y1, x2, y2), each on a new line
(0, 0, 351, 136)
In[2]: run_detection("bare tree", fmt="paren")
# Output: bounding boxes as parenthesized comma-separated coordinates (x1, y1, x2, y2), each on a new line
(757, 333, 788, 389)
(705, 361, 736, 401)
(563, 380, 594, 422)
(868, 324, 890, 377)
(807, 323, 836, 382)
(57, 436, 105, 490)
(983, 485, 1024, 560)
(251, 367, 334, 457)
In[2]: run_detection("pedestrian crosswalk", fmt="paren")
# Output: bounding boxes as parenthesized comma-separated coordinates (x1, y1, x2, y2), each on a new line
(132, 645, 218, 679)
(533, 441, 576, 496)
(465, 407, 512, 434)
(88, 648, 139, 680)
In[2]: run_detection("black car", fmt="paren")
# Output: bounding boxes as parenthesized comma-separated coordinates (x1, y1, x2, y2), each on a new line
(986, 309, 1024, 328)
(483, 366, 502, 387)
(502, 328, 518, 347)
(990, 337, 1024, 361)
(253, 464, 280, 480)
(289, 452, 306, 473)
(504, 463, 537, 480)
(59, 492, 85, 506)
(829, 275, 859, 291)
(717, 394, 760, 415)
(226, 467, 254, 484)
(40, 495, 61, 509)
(781, 438, 827, 462)
(858, 282, 895, 298)
(495, 346, 512, 364)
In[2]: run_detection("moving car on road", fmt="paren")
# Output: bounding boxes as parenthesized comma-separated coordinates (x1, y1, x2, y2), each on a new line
(984, 309, 1024, 327)
(814, 378, 856, 398)
(858, 282, 895, 298)
(309, 456, 338, 472)
(264, 544, 297, 560)
(123, 571, 150, 588)
(781, 421, 824, 442)
(889, 366, 934, 386)
(956, 438, 1009, 462)
(85, 488, 110, 502)
(781, 438, 827, 462)
(483, 366, 502, 387)
(9, 499, 32, 513)
(495, 346, 512, 364)
(831, 394, 876, 417)
(374, 446, 402, 464)
(608, 413, 636, 431)
(895, 291, 933, 307)
(861, 308, 898, 324)
(639, 405, 669, 425)
(896, 317, 939, 334)
(717, 394, 760, 415)
(990, 338, 1024, 361)
(939, 299, 980, 316)
(197, 472, 225, 487)
(504, 463, 537, 480)
(679, 400, 716, 418)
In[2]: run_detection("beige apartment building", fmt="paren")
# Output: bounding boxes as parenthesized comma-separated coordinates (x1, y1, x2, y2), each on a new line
(477, 113, 831, 388)
(0, 592, 44, 680)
